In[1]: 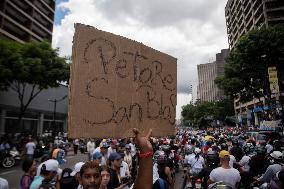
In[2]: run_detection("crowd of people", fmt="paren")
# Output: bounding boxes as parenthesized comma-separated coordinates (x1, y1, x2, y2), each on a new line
(175, 128, 284, 189)
(0, 127, 284, 189)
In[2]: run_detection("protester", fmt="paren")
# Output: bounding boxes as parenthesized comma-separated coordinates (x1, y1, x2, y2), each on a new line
(30, 159, 60, 189)
(92, 152, 102, 166)
(20, 158, 36, 189)
(209, 150, 241, 189)
(87, 138, 96, 161)
(71, 162, 85, 189)
(100, 165, 111, 189)
(107, 140, 118, 158)
(124, 144, 133, 171)
(25, 138, 36, 159)
(73, 138, 79, 155)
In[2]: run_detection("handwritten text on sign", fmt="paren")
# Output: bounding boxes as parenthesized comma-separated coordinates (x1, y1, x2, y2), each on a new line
(69, 24, 176, 138)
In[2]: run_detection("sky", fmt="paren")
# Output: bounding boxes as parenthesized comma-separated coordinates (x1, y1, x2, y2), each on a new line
(52, 0, 229, 120)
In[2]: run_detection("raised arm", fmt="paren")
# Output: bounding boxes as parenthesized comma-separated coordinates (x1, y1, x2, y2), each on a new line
(132, 128, 153, 189)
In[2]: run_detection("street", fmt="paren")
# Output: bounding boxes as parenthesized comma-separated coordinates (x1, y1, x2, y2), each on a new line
(0, 153, 184, 189)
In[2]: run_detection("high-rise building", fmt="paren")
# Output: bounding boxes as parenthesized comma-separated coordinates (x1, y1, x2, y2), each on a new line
(197, 49, 229, 102)
(0, 0, 55, 43)
(225, 0, 284, 48)
(0, 0, 68, 136)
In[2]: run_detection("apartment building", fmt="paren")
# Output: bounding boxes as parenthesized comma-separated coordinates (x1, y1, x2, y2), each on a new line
(225, 0, 284, 48)
(197, 49, 229, 102)
(0, 0, 55, 43)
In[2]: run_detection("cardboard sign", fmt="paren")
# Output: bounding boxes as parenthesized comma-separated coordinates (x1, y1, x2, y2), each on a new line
(69, 24, 177, 138)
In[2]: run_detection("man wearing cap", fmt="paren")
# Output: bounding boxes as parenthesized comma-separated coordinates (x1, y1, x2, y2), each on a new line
(71, 162, 85, 189)
(108, 139, 118, 158)
(93, 152, 103, 165)
(30, 159, 60, 189)
(257, 151, 284, 184)
(107, 152, 128, 189)
(93, 142, 108, 166)
(124, 144, 133, 171)
(209, 150, 241, 189)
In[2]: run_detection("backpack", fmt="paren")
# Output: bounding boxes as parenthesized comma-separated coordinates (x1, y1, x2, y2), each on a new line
(153, 178, 168, 189)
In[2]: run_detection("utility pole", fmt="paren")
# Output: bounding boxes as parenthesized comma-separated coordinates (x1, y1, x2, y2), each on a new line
(48, 95, 67, 137)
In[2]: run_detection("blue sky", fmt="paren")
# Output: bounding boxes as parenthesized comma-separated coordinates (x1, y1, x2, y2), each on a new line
(54, 0, 69, 25)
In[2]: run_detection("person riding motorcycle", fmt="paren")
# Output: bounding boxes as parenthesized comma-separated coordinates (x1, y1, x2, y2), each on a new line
(229, 139, 243, 162)
(255, 151, 284, 185)
(198, 151, 220, 189)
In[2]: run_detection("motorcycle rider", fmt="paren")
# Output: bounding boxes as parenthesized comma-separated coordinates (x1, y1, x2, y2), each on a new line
(198, 150, 219, 189)
(229, 139, 243, 163)
(256, 151, 284, 184)
(209, 150, 241, 189)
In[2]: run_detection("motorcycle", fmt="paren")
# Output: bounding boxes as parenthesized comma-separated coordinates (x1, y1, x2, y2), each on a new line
(208, 181, 233, 189)
(0, 148, 21, 168)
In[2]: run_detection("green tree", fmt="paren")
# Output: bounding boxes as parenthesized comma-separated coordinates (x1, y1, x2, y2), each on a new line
(215, 24, 284, 103)
(181, 98, 235, 128)
(0, 39, 70, 126)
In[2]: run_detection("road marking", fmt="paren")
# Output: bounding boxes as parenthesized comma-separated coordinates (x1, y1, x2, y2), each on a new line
(0, 170, 16, 175)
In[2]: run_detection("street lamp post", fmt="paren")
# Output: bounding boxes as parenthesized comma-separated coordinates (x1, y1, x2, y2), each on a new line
(48, 95, 67, 137)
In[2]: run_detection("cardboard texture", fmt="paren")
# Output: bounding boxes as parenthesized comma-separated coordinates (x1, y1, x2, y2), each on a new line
(69, 23, 177, 138)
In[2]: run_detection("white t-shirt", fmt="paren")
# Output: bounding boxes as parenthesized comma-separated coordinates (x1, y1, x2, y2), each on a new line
(120, 161, 130, 178)
(239, 155, 250, 172)
(129, 143, 136, 157)
(184, 154, 194, 164)
(0, 178, 9, 189)
(188, 155, 205, 174)
(92, 147, 107, 166)
(26, 142, 36, 155)
(229, 155, 236, 167)
(107, 147, 116, 158)
(87, 141, 95, 153)
(209, 167, 241, 189)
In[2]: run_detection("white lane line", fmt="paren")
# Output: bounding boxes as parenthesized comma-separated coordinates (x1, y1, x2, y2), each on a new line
(0, 170, 16, 175)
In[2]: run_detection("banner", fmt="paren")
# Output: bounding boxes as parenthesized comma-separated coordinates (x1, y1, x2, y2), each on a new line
(268, 67, 279, 95)
(69, 24, 177, 138)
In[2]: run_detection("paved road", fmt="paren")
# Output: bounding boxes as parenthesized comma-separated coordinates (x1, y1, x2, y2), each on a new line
(0, 153, 88, 189)
(1, 153, 184, 189)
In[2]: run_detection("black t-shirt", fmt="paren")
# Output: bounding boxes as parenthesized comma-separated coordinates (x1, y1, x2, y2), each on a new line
(107, 168, 120, 189)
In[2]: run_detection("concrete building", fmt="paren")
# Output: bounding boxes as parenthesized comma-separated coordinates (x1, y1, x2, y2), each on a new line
(0, 0, 55, 43)
(0, 85, 68, 136)
(225, 0, 284, 126)
(197, 49, 229, 102)
(225, 0, 284, 48)
(0, 0, 69, 136)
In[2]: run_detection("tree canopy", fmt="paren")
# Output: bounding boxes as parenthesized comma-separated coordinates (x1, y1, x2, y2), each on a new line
(181, 98, 235, 128)
(215, 24, 284, 103)
(0, 39, 70, 124)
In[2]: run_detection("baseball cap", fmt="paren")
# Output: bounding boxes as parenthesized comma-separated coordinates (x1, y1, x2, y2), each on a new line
(270, 151, 283, 159)
(71, 162, 85, 176)
(42, 159, 61, 173)
(219, 150, 230, 158)
(100, 142, 109, 148)
(109, 152, 122, 161)
(93, 152, 103, 159)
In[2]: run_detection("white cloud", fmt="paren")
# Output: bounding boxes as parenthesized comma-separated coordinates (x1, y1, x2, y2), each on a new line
(52, 0, 229, 119)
